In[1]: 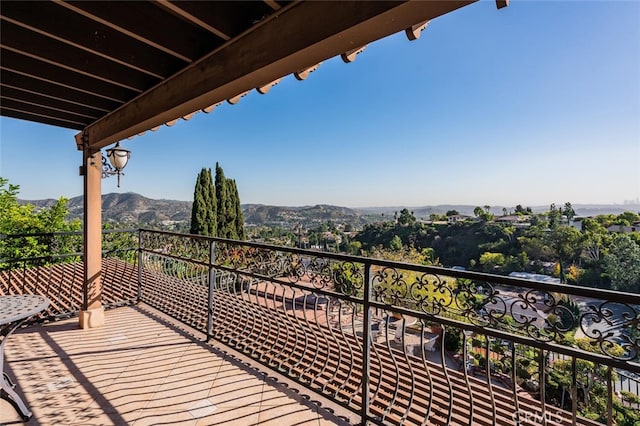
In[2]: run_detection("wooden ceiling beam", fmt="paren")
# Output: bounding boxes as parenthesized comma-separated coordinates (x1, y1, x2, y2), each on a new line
(156, 0, 231, 41)
(0, 70, 119, 111)
(1, 109, 84, 130)
(0, 2, 186, 79)
(263, 0, 281, 11)
(1, 86, 105, 118)
(1, 102, 88, 129)
(57, 0, 212, 62)
(80, 0, 477, 150)
(1, 21, 154, 91)
(0, 51, 136, 103)
(159, 1, 272, 40)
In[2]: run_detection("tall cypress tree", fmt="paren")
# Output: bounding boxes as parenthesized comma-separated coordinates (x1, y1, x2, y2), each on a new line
(230, 179, 245, 240)
(200, 163, 246, 240)
(190, 168, 206, 235)
(190, 168, 217, 236)
(223, 178, 237, 239)
(214, 162, 228, 237)
(205, 168, 217, 236)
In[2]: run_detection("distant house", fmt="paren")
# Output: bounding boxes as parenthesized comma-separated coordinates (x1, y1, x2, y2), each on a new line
(569, 216, 587, 231)
(447, 214, 473, 224)
(496, 215, 528, 223)
(606, 222, 640, 234)
(495, 215, 530, 228)
(425, 220, 449, 226)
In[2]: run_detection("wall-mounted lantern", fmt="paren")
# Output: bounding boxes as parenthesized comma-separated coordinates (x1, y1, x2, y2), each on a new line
(101, 142, 131, 187)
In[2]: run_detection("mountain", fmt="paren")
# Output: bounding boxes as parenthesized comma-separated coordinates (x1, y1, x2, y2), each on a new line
(19, 193, 639, 227)
(20, 195, 366, 227)
(355, 204, 640, 218)
(20, 193, 192, 225)
(242, 204, 363, 226)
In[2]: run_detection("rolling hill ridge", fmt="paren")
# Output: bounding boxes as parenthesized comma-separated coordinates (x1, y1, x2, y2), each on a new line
(19, 193, 639, 226)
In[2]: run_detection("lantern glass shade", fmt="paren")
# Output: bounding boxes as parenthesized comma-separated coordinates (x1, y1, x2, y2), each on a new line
(106, 142, 130, 171)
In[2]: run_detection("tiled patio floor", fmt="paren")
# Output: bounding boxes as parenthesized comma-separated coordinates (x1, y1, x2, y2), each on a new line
(0, 305, 353, 425)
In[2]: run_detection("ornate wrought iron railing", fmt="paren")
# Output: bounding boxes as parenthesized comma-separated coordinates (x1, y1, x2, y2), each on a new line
(1, 229, 638, 425)
(138, 229, 639, 426)
(0, 230, 138, 319)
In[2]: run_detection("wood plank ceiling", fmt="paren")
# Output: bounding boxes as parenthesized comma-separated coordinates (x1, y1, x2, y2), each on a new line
(0, 1, 500, 150)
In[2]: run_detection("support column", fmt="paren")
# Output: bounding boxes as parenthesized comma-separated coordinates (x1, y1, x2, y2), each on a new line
(79, 145, 104, 329)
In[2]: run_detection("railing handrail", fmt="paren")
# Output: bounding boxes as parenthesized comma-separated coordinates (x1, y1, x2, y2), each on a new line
(6, 227, 631, 308)
(0, 228, 138, 240)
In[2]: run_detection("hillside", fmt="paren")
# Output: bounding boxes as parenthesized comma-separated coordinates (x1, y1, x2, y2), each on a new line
(356, 204, 640, 218)
(243, 204, 364, 227)
(21, 193, 192, 225)
(19, 195, 365, 227)
(19, 193, 639, 227)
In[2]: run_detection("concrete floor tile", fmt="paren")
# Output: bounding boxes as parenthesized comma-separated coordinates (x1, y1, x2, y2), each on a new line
(0, 306, 333, 426)
(194, 404, 260, 426)
(145, 382, 212, 410)
(69, 407, 141, 425)
(207, 374, 265, 407)
(132, 409, 198, 426)
(257, 402, 321, 425)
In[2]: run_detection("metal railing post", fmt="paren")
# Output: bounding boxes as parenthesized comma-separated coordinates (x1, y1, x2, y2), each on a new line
(137, 229, 142, 303)
(607, 367, 613, 426)
(207, 239, 216, 341)
(539, 349, 547, 426)
(360, 262, 372, 424)
(571, 357, 577, 426)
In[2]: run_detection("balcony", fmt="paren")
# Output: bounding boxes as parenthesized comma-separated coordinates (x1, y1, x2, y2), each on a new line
(1, 230, 639, 425)
(0, 304, 350, 425)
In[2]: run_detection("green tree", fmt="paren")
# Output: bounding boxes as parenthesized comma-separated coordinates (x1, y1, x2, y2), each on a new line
(548, 203, 562, 227)
(474, 206, 493, 221)
(204, 163, 246, 240)
(603, 233, 640, 293)
(514, 204, 532, 215)
(40, 198, 78, 232)
(397, 208, 416, 226)
(1, 177, 41, 235)
(546, 225, 583, 283)
(479, 252, 506, 272)
(616, 211, 640, 226)
(346, 240, 362, 255)
(223, 178, 238, 239)
(190, 168, 217, 236)
(389, 235, 403, 251)
(229, 179, 245, 240)
(580, 220, 609, 287)
(0, 179, 80, 236)
(215, 163, 235, 238)
(563, 202, 576, 222)
(1, 177, 81, 262)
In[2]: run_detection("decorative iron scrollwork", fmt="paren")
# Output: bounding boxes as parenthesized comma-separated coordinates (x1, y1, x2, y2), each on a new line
(581, 301, 639, 361)
(138, 230, 640, 364)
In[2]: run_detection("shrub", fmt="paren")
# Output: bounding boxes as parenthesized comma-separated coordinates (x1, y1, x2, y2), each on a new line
(444, 327, 462, 353)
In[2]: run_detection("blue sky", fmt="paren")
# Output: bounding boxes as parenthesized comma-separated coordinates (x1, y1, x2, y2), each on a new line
(1, 0, 639, 208)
